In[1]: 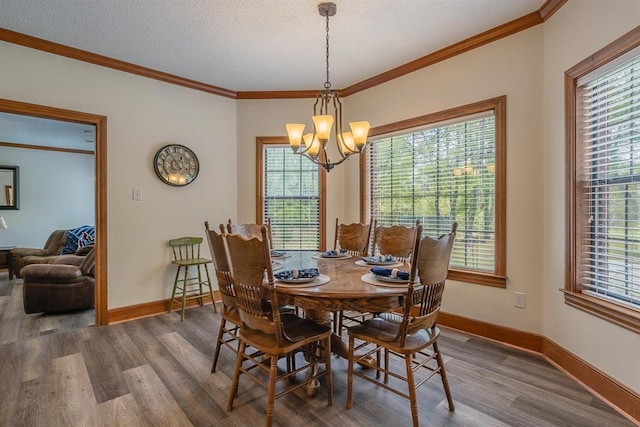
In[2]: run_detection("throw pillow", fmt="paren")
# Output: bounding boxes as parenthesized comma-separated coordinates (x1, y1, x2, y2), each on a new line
(60, 225, 95, 255)
(77, 231, 95, 250)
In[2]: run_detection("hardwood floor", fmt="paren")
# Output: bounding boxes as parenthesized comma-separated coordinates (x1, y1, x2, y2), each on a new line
(0, 274, 635, 426)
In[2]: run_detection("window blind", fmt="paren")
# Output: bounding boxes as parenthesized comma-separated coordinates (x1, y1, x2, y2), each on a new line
(367, 114, 496, 272)
(263, 146, 320, 250)
(577, 52, 640, 308)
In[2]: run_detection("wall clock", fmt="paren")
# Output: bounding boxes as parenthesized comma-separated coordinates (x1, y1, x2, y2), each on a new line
(153, 144, 199, 186)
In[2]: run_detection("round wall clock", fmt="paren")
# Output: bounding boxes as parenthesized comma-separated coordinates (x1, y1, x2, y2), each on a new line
(153, 144, 199, 186)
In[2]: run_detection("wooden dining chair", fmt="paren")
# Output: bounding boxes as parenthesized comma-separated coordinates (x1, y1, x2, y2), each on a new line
(333, 217, 373, 256)
(168, 236, 217, 321)
(204, 221, 240, 373)
(371, 220, 421, 263)
(346, 222, 457, 427)
(333, 217, 373, 334)
(225, 226, 333, 427)
(226, 218, 273, 249)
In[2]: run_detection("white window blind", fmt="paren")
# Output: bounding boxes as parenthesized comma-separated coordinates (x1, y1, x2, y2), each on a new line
(367, 114, 496, 272)
(577, 52, 640, 308)
(263, 145, 320, 250)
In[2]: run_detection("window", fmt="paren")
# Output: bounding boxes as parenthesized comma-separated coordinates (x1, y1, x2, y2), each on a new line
(257, 137, 326, 251)
(362, 97, 506, 286)
(565, 27, 640, 333)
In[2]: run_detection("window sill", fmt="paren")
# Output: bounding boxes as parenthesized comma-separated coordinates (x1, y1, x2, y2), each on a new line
(448, 269, 506, 288)
(563, 290, 640, 334)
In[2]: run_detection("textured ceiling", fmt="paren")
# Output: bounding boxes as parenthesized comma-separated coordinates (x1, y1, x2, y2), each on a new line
(0, 0, 545, 92)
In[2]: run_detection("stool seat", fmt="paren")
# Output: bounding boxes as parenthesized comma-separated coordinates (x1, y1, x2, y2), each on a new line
(168, 236, 217, 320)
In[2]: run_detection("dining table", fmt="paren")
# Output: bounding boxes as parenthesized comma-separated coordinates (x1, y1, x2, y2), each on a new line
(272, 250, 412, 395)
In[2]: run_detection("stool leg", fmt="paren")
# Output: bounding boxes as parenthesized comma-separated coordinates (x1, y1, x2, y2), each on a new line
(169, 265, 180, 314)
(180, 265, 189, 320)
(196, 264, 204, 306)
(204, 263, 217, 313)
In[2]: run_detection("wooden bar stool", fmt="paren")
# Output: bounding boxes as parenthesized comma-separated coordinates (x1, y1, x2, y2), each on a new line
(168, 236, 217, 320)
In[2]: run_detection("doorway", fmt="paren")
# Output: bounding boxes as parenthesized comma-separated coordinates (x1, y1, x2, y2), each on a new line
(0, 98, 107, 325)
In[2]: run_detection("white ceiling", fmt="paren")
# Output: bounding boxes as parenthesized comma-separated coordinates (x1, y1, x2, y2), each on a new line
(0, 0, 545, 92)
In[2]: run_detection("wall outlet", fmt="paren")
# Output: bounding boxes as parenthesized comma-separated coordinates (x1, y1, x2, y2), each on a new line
(514, 292, 526, 309)
(132, 188, 143, 201)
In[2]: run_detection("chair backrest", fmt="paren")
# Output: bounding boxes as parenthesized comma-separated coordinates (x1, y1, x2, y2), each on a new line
(169, 237, 203, 262)
(401, 222, 457, 340)
(227, 218, 273, 249)
(204, 222, 235, 311)
(334, 218, 372, 256)
(224, 226, 285, 343)
(371, 221, 420, 262)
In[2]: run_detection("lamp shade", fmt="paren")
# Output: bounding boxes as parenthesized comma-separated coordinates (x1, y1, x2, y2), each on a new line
(0, 216, 7, 229)
(286, 123, 305, 150)
(312, 115, 334, 141)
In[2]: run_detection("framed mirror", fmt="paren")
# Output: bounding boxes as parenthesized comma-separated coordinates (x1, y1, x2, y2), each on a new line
(0, 165, 19, 210)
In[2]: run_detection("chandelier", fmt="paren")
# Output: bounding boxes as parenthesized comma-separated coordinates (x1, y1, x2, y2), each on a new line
(285, 2, 370, 172)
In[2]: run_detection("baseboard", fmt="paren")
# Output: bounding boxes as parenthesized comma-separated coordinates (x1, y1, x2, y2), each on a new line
(438, 311, 544, 352)
(107, 290, 220, 324)
(439, 311, 639, 425)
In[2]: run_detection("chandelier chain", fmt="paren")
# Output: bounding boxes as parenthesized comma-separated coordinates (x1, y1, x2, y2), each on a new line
(325, 12, 331, 90)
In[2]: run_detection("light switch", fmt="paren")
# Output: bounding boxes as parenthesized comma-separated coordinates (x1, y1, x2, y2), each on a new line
(132, 188, 143, 201)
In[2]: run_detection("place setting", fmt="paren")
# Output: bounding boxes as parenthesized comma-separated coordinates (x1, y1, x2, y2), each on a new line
(355, 254, 404, 268)
(270, 249, 291, 259)
(361, 267, 419, 287)
(274, 268, 330, 287)
(311, 249, 352, 260)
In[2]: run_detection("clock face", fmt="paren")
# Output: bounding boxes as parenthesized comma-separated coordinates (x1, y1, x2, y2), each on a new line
(153, 144, 199, 186)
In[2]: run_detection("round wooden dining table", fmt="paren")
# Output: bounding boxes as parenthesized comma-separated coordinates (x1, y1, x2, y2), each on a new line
(273, 251, 410, 358)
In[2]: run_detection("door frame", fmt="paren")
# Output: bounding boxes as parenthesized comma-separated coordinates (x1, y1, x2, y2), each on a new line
(0, 98, 108, 325)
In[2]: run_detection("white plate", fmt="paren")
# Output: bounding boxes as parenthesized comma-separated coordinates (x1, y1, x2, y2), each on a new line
(374, 274, 410, 284)
(276, 276, 317, 284)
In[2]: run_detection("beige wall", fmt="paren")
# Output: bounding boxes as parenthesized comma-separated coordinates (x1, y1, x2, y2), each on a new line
(345, 27, 545, 334)
(541, 0, 640, 393)
(0, 41, 238, 308)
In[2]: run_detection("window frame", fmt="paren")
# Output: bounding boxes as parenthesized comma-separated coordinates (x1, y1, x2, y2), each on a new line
(256, 136, 327, 251)
(360, 96, 507, 287)
(564, 26, 640, 333)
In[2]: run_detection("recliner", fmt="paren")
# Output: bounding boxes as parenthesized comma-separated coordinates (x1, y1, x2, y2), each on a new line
(21, 247, 95, 314)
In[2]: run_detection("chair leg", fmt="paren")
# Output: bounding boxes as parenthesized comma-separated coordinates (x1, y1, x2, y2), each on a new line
(434, 341, 454, 411)
(266, 355, 278, 427)
(405, 354, 419, 427)
(227, 340, 246, 411)
(211, 319, 227, 373)
(346, 335, 355, 409)
(384, 348, 389, 384)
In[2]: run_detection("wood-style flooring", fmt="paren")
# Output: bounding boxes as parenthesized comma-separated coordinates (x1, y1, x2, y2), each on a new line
(0, 274, 635, 426)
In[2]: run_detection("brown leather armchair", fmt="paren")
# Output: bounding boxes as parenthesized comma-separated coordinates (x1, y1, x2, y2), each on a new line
(21, 247, 95, 314)
(10, 229, 68, 279)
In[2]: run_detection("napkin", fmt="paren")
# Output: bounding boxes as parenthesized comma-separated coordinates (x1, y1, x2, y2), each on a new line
(371, 267, 410, 280)
(321, 249, 347, 257)
(363, 254, 395, 263)
(275, 268, 319, 280)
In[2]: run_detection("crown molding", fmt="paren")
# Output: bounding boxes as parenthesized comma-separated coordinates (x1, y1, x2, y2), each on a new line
(0, 28, 237, 99)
